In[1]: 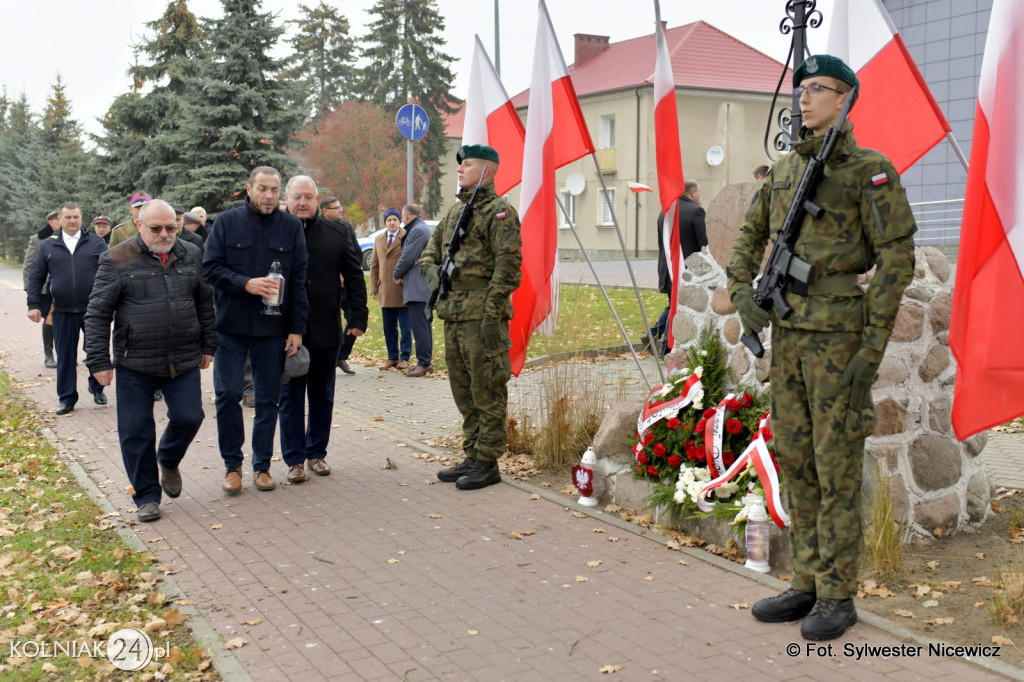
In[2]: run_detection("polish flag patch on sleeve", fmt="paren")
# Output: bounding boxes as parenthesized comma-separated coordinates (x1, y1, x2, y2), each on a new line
(496, 212, 507, 219)
(871, 172, 889, 186)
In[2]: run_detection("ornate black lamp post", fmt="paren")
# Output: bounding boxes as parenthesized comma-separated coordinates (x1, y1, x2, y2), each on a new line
(764, 0, 824, 159)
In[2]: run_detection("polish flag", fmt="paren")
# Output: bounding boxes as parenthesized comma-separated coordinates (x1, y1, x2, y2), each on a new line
(826, 0, 951, 173)
(653, 0, 687, 349)
(462, 35, 526, 195)
(509, 0, 595, 375)
(950, 0, 1024, 440)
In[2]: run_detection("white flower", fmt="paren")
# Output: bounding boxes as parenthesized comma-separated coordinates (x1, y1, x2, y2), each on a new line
(694, 366, 704, 377)
(698, 350, 707, 357)
(656, 383, 673, 398)
(714, 482, 739, 499)
(692, 388, 704, 411)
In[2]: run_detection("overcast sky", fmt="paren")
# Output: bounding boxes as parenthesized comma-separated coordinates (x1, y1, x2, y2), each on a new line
(0, 0, 838, 140)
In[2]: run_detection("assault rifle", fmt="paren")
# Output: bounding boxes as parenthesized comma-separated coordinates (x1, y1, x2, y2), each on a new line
(429, 167, 489, 309)
(741, 85, 858, 358)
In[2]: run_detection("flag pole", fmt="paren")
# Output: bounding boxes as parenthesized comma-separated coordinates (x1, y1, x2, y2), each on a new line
(555, 193, 660, 389)
(589, 154, 664, 379)
(946, 132, 969, 173)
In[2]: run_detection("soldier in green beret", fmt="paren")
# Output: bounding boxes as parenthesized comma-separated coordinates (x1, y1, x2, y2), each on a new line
(728, 54, 916, 640)
(419, 144, 522, 490)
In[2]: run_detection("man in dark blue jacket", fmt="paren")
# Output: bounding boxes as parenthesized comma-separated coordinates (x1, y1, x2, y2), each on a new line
(85, 200, 217, 522)
(394, 204, 433, 376)
(203, 167, 310, 495)
(27, 202, 108, 414)
(279, 176, 367, 483)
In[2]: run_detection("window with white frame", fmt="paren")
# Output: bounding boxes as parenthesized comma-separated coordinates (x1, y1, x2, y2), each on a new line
(599, 114, 616, 149)
(557, 190, 575, 228)
(597, 188, 616, 226)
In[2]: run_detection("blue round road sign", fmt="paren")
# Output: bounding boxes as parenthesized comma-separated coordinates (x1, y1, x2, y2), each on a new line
(396, 103, 429, 141)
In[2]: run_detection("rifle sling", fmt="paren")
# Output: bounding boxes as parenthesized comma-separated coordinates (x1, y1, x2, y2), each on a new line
(790, 273, 859, 296)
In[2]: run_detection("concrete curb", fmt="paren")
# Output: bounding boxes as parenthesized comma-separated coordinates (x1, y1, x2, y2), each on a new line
(43, 427, 253, 682)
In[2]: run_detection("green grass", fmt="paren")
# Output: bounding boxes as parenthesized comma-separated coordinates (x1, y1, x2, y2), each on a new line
(350, 277, 665, 370)
(0, 374, 218, 680)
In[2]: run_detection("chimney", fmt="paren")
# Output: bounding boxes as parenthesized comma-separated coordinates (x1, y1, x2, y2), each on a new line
(573, 33, 610, 67)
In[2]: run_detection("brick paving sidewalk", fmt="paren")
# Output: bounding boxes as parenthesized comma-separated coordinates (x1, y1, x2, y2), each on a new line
(0, 268, 1016, 681)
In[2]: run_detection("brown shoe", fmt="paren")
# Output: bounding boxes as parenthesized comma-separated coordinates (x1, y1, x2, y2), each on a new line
(253, 471, 276, 491)
(337, 359, 356, 374)
(406, 365, 431, 378)
(287, 464, 309, 484)
(242, 394, 255, 408)
(380, 359, 398, 370)
(396, 360, 410, 370)
(222, 468, 243, 495)
(308, 458, 331, 476)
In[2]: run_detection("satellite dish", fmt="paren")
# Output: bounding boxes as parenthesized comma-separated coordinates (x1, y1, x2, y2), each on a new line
(565, 172, 586, 196)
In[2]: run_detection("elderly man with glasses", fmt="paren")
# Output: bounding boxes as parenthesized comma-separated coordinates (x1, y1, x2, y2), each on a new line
(84, 199, 217, 522)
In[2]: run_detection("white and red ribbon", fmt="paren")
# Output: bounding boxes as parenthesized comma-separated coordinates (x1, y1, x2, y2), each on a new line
(697, 415, 789, 528)
(636, 373, 702, 438)
(704, 393, 735, 478)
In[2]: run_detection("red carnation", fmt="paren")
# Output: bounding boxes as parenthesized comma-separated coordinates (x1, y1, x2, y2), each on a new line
(686, 446, 704, 463)
(643, 432, 655, 444)
(647, 465, 660, 477)
(666, 417, 681, 430)
(636, 452, 648, 465)
(723, 451, 737, 468)
(696, 418, 707, 434)
(726, 418, 743, 435)
(726, 399, 742, 412)
(762, 427, 774, 442)
(653, 443, 667, 457)
(703, 408, 717, 418)
(667, 455, 683, 468)
(741, 393, 754, 408)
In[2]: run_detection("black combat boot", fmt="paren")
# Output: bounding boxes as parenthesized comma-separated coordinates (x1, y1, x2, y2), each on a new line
(455, 459, 501, 490)
(800, 598, 856, 640)
(43, 325, 56, 368)
(437, 458, 476, 483)
(752, 588, 817, 623)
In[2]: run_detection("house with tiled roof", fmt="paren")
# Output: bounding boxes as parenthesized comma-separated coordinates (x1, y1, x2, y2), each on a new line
(442, 20, 791, 259)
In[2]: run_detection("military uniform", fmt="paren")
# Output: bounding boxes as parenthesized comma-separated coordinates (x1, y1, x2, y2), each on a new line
(419, 181, 522, 466)
(728, 120, 916, 600)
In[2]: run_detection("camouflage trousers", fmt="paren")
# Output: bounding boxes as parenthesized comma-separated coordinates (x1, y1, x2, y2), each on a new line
(771, 326, 872, 599)
(445, 318, 512, 463)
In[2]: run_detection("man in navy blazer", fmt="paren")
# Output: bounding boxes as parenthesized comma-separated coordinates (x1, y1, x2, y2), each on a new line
(394, 204, 433, 377)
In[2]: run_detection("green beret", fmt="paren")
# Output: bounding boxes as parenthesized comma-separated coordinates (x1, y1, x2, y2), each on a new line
(793, 54, 859, 90)
(456, 144, 499, 164)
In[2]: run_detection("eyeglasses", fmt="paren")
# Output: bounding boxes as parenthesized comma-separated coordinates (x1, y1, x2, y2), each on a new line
(794, 83, 846, 99)
(140, 222, 177, 235)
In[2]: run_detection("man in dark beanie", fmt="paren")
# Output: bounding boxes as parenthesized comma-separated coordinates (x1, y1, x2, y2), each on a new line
(730, 55, 916, 640)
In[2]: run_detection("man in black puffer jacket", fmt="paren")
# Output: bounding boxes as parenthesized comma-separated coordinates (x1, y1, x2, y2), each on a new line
(85, 200, 218, 522)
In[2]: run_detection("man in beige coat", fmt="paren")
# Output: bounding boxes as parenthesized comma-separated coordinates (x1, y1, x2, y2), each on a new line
(370, 208, 411, 369)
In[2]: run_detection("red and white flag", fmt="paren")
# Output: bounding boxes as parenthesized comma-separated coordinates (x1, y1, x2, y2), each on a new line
(950, 0, 1024, 440)
(462, 35, 526, 196)
(509, 0, 595, 375)
(826, 0, 951, 173)
(653, 0, 687, 349)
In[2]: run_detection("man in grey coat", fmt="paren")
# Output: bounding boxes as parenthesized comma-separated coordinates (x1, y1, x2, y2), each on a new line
(394, 204, 433, 377)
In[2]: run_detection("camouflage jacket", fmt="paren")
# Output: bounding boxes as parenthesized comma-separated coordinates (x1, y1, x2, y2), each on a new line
(727, 122, 916, 363)
(418, 181, 522, 322)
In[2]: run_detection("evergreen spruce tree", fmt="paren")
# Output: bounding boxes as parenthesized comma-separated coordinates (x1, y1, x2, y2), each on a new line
(282, 2, 357, 124)
(0, 94, 42, 259)
(95, 0, 204, 200)
(36, 78, 97, 221)
(356, 0, 458, 215)
(168, 0, 305, 210)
